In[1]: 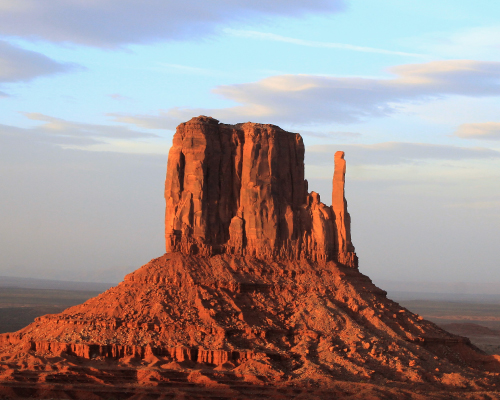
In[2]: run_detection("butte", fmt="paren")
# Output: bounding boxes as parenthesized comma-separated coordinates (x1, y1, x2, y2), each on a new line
(1, 116, 499, 399)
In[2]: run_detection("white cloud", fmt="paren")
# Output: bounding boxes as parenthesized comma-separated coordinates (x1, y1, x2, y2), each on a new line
(454, 122, 500, 141)
(0, 40, 76, 83)
(0, 0, 345, 48)
(112, 60, 500, 128)
(225, 29, 424, 57)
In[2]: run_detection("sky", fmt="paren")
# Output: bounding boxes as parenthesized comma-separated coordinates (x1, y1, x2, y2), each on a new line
(0, 0, 499, 286)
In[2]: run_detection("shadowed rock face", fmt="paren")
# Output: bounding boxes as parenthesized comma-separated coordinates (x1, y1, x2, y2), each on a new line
(165, 116, 357, 266)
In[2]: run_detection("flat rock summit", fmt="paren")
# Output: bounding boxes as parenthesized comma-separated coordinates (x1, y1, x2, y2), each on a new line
(1, 116, 500, 399)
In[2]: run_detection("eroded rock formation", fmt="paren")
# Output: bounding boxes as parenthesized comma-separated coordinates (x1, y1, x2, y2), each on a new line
(1, 116, 500, 399)
(165, 116, 357, 266)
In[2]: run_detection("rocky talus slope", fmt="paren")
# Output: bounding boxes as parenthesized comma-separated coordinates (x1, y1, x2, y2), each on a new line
(1, 116, 499, 399)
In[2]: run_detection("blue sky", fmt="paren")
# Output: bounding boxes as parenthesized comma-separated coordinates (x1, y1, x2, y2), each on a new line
(1, 0, 499, 285)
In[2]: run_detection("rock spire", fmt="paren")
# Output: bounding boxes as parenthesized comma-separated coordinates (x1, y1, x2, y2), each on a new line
(164, 116, 357, 267)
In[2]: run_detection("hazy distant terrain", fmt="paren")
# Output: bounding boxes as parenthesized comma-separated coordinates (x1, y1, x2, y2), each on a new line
(386, 282, 500, 355)
(0, 288, 102, 333)
(394, 299, 500, 355)
(0, 277, 110, 333)
(378, 279, 500, 303)
(0, 276, 115, 291)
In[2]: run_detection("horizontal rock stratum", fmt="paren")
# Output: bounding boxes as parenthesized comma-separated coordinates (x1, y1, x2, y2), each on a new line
(165, 116, 357, 266)
(1, 116, 500, 399)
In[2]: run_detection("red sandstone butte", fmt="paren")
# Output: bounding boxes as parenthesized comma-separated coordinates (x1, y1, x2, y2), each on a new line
(0, 116, 500, 399)
(165, 116, 356, 266)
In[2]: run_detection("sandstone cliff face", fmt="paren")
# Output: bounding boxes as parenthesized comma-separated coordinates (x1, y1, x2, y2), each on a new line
(165, 116, 357, 266)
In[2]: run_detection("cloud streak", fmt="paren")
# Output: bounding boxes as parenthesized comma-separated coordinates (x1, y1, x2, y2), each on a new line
(454, 122, 500, 141)
(225, 29, 424, 57)
(112, 60, 500, 128)
(0, 0, 345, 47)
(23, 113, 158, 140)
(0, 40, 76, 84)
(1, 114, 159, 149)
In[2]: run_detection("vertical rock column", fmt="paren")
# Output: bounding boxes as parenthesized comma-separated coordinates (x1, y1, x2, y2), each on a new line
(164, 116, 357, 267)
(164, 116, 229, 255)
(234, 123, 307, 259)
(331, 151, 357, 268)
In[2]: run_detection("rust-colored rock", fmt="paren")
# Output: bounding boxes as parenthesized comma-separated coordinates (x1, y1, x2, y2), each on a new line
(165, 116, 356, 266)
(1, 116, 500, 399)
(332, 151, 357, 267)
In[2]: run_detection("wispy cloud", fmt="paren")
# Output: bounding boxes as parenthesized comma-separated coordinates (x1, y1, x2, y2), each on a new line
(108, 93, 132, 101)
(109, 109, 183, 130)
(225, 29, 424, 58)
(0, 41, 78, 93)
(1, 115, 168, 154)
(2, 113, 161, 152)
(112, 60, 500, 128)
(454, 122, 500, 141)
(0, 0, 345, 48)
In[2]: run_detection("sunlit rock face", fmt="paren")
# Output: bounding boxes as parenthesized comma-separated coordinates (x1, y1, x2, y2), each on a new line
(164, 116, 357, 267)
(1, 117, 498, 400)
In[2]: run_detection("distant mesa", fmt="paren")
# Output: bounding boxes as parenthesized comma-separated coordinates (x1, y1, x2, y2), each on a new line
(1, 116, 500, 399)
(165, 116, 357, 266)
